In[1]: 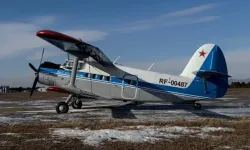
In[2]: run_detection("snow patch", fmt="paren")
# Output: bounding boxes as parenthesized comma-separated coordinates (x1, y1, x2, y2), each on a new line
(18, 110, 55, 113)
(51, 126, 235, 146)
(1, 133, 21, 137)
(0, 141, 8, 145)
(201, 127, 234, 132)
(25, 138, 47, 142)
(0, 101, 15, 104)
(220, 146, 231, 149)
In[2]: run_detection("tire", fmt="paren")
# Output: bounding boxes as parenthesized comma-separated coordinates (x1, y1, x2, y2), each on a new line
(72, 100, 82, 109)
(56, 102, 69, 114)
(193, 103, 202, 110)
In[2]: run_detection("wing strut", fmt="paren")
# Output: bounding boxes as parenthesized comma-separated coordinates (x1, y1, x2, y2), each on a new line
(68, 56, 79, 86)
(59, 55, 83, 95)
(61, 52, 93, 96)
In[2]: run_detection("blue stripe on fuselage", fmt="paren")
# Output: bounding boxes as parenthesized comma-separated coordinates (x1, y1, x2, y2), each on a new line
(40, 67, 212, 98)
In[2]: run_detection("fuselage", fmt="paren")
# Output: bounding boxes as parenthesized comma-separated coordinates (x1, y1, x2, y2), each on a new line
(38, 60, 220, 103)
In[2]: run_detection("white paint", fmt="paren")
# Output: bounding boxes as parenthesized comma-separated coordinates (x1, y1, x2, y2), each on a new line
(180, 43, 215, 78)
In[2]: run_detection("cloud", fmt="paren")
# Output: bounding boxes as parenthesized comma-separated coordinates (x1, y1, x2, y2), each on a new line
(166, 3, 218, 17)
(112, 3, 219, 33)
(63, 30, 108, 42)
(0, 16, 108, 60)
(121, 49, 250, 79)
(114, 16, 219, 33)
(0, 22, 48, 58)
(26, 49, 65, 61)
(190, 16, 220, 23)
(30, 15, 56, 26)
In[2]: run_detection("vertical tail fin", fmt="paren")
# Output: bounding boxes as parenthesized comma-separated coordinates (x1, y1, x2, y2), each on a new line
(181, 43, 230, 98)
(180, 43, 225, 78)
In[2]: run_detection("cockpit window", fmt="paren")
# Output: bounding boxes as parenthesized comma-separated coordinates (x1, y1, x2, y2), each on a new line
(69, 62, 73, 66)
(61, 60, 85, 70)
(63, 61, 67, 66)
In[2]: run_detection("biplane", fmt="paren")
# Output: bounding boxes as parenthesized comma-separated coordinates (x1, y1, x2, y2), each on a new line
(28, 30, 231, 114)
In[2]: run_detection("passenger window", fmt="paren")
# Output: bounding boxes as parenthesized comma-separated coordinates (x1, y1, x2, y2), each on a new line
(85, 73, 89, 78)
(124, 79, 130, 84)
(100, 75, 104, 80)
(106, 76, 111, 81)
(92, 74, 96, 79)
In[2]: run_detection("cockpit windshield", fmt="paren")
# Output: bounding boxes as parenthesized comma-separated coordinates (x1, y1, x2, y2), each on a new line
(61, 59, 84, 70)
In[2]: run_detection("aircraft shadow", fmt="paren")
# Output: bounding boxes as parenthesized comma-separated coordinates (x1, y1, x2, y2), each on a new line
(81, 102, 240, 120)
(82, 103, 138, 119)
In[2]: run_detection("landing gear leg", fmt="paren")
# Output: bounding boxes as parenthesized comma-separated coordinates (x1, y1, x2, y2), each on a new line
(71, 96, 82, 109)
(193, 102, 202, 110)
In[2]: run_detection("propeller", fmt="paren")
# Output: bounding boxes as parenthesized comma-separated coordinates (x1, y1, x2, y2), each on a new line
(29, 48, 45, 97)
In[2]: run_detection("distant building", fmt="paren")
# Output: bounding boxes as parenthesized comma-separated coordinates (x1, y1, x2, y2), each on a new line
(0, 85, 10, 93)
(37, 87, 47, 92)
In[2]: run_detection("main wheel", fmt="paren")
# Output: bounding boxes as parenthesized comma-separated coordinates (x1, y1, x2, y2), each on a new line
(193, 103, 202, 110)
(56, 102, 69, 114)
(72, 99, 82, 109)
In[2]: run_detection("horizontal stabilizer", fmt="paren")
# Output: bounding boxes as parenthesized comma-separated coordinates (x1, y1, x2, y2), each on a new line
(192, 70, 231, 78)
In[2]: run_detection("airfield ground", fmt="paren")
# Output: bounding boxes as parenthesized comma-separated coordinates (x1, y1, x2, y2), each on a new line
(0, 89, 250, 150)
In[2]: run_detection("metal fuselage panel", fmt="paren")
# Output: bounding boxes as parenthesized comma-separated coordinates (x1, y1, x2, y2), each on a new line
(38, 62, 209, 103)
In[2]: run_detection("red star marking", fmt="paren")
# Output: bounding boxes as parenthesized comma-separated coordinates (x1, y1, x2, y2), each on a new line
(199, 49, 206, 57)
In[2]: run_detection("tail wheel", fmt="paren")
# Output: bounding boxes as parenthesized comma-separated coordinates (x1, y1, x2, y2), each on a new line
(56, 102, 69, 114)
(193, 103, 202, 110)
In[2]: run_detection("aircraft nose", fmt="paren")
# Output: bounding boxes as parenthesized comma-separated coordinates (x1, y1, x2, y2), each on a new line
(38, 73, 54, 86)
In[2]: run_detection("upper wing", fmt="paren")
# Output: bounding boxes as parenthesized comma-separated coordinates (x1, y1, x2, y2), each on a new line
(36, 30, 114, 67)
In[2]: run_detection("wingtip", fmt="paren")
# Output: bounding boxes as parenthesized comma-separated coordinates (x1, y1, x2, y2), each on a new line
(36, 30, 55, 37)
(36, 30, 81, 43)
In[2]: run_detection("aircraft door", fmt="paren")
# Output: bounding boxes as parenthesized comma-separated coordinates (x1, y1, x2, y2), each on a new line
(121, 74, 138, 99)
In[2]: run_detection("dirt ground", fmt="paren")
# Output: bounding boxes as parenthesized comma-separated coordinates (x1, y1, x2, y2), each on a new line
(0, 88, 249, 150)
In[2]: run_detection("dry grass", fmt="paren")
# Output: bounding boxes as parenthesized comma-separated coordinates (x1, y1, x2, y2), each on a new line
(0, 107, 32, 113)
(227, 88, 250, 94)
(0, 117, 250, 150)
(0, 91, 67, 100)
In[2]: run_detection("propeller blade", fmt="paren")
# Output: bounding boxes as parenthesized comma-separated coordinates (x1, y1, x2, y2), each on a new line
(40, 48, 44, 65)
(29, 63, 38, 72)
(30, 76, 38, 97)
(38, 48, 45, 72)
(29, 48, 44, 97)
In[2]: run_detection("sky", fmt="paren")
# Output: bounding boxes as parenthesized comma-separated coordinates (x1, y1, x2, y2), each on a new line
(0, 0, 250, 87)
